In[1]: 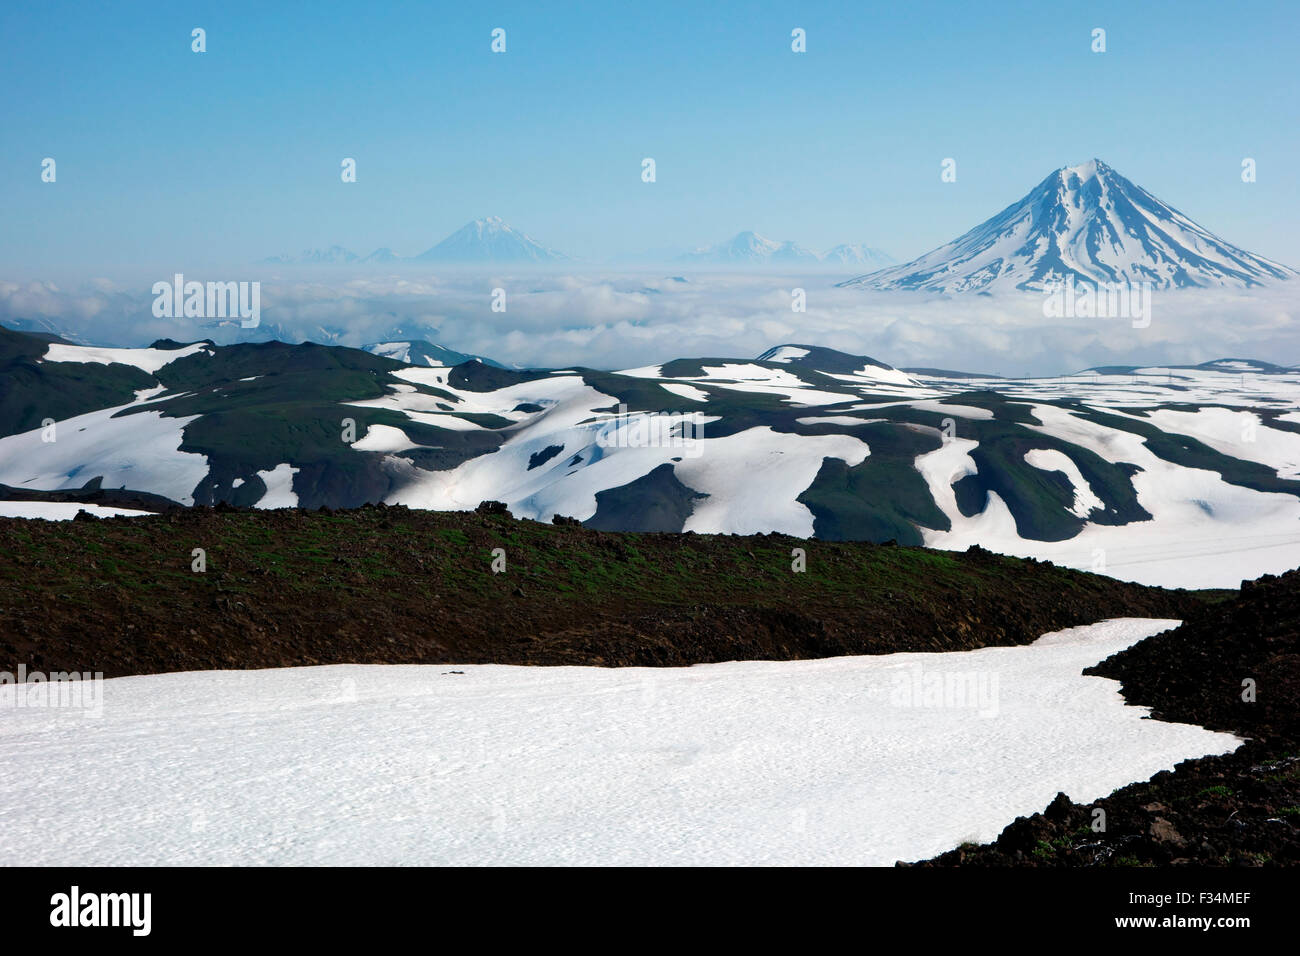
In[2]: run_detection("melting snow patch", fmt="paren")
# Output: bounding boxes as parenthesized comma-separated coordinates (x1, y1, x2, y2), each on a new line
(921, 403, 1300, 588)
(255, 463, 299, 508)
(0, 502, 153, 520)
(796, 415, 880, 427)
(1025, 448, 1104, 518)
(0, 405, 207, 505)
(659, 382, 709, 402)
(676, 426, 868, 535)
(352, 424, 415, 452)
(0, 618, 1238, 866)
(42, 342, 209, 374)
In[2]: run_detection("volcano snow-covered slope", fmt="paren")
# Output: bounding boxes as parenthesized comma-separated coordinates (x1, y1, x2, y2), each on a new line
(842, 160, 1298, 293)
(4, 325, 1300, 588)
(0, 619, 1238, 866)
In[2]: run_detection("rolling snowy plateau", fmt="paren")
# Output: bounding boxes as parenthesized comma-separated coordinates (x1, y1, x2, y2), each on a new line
(682, 231, 894, 269)
(5, 326, 1300, 588)
(351, 354, 1300, 587)
(0, 619, 1239, 866)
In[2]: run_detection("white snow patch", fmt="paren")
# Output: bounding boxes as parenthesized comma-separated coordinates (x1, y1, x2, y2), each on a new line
(368, 342, 412, 364)
(0, 501, 154, 520)
(1025, 448, 1104, 518)
(352, 423, 416, 453)
(676, 427, 868, 535)
(796, 416, 880, 427)
(847, 399, 994, 420)
(659, 382, 709, 402)
(689, 364, 858, 406)
(0, 404, 207, 505)
(1141, 407, 1300, 481)
(914, 437, 980, 520)
(617, 364, 664, 379)
(0, 618, 1237, 866)
(254, 464, 299, 508)
(919, 403, 1300, 588)
(43, 342, 209, 374)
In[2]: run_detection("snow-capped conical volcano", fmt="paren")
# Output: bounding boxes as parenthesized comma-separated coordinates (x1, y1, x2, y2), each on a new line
(414, 217, 566, 263)
(841, 159, 1297, 293)
(685, 231, 798, 264)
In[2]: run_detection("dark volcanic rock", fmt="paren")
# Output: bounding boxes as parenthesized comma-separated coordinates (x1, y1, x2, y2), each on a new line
(0, 506, 1200, 679)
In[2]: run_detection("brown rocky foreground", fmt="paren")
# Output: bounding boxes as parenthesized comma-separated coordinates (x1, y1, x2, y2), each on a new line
(1, 502, 1202, 678)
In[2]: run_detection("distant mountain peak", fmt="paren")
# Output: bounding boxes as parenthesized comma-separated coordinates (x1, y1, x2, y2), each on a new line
(262, 219, 567, 266)
(1061, 157, 1103, 181)
(841, 159, 1297, 293)
(415, 218, 566, 263)
(363, 340, 506, 368)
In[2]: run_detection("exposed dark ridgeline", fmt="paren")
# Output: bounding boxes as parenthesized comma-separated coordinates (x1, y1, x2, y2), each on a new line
(0, 504, 1206, 679)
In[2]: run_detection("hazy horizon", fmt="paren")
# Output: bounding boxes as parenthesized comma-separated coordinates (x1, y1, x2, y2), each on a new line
(3, 271, 1295, 379)
(4, 0, 1297, 377)
(3, 0, 1298, 274)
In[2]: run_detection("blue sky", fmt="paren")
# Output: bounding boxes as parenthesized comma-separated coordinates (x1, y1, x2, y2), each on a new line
(3, 0, 1297, 273)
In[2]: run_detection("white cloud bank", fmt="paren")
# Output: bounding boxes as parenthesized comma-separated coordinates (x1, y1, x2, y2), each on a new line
(2, 272, 1296, 376)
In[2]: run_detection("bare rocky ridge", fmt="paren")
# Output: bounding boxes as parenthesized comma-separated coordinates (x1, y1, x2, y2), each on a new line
(0, 504, 1203, 679)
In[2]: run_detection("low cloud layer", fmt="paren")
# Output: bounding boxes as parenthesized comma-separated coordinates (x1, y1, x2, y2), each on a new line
(2, 271, 1297, 376)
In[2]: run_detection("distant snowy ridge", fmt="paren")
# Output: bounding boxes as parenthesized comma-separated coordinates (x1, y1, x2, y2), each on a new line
(261, 217, 567, 265)
(685, 231, 893, 268)
(364, 340, 506, 369)
(261, 245, 360, 265)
